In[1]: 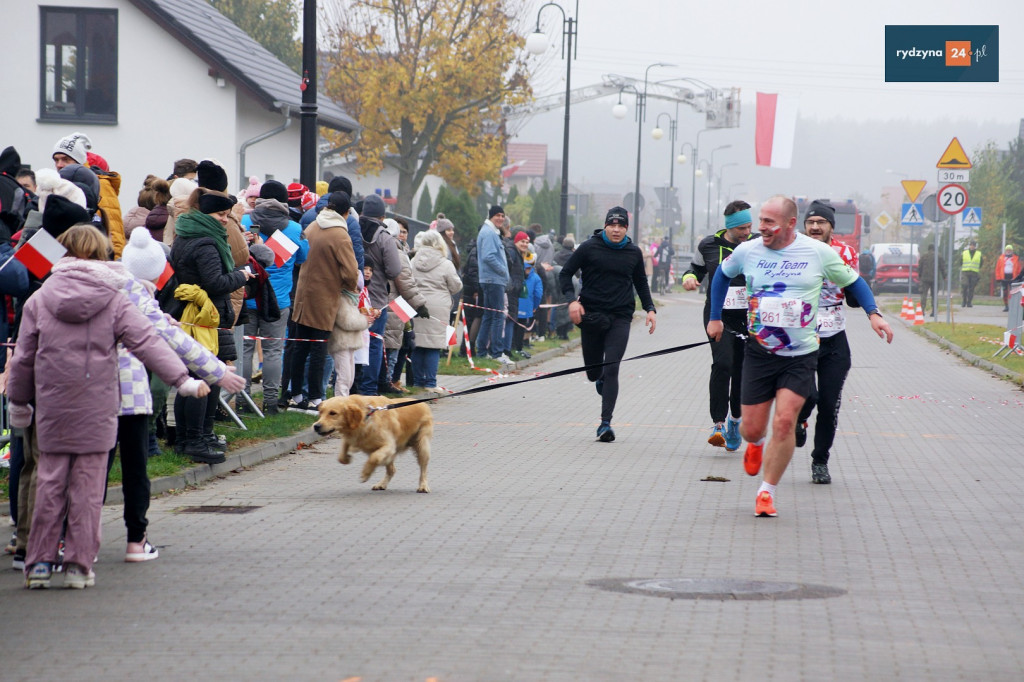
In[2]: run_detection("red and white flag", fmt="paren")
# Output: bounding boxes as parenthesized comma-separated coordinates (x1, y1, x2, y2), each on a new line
(755, 92, 799, 168)
(500, 160, 525, 178)
(15, 228, 67, 278)
(156, 262, 175, 289)
(266, 230, 299, 267)
(446, 325, 457, 346)
(388, 296, 418, 323)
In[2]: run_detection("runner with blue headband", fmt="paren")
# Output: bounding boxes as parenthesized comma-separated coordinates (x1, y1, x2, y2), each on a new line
(682, 200, 756, 452)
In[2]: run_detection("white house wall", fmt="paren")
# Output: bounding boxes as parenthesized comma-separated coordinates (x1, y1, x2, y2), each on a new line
(0, 0, 308, 208)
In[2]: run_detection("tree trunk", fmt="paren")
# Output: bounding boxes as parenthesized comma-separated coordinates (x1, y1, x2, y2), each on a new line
(395, 166, 416, 217)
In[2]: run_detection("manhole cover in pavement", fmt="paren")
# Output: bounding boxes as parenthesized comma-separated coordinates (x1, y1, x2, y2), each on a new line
(174, 505, 261, 514)
(588, 578, 846, 601)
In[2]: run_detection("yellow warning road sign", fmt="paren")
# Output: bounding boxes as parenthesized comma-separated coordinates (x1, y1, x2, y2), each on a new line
(936, 137, 972, 169)
(901, 180, 927, 203)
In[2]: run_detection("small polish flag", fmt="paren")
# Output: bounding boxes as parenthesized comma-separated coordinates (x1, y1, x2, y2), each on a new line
(266, 230, 299, 267)
(15, 228, 67, 278)
(388, 296, 417, 323)
(446, 325, 457, 346)
(500, 159, 525, 178)
(755, 92, 799, 168)
(156, 262, 175, 289)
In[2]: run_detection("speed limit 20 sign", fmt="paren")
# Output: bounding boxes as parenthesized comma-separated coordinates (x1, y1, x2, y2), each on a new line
(938, 183, 968, 215)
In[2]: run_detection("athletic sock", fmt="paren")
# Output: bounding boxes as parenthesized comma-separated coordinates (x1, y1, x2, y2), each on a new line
(758, 481, 777, 497)
(754, 437, 765, 446)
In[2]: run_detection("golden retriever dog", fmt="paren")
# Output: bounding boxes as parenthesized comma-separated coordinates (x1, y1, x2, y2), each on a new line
(312, 394, 434, 493)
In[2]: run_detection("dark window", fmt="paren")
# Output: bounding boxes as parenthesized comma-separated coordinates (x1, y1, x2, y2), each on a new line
(40, 7, 118, 122)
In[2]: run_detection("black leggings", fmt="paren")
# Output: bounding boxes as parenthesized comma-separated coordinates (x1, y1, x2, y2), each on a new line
(106, 414, 150, 543)
(797, 331, 852, 465)
(580, 315, 631, 423)
(288, 322, 331, 401)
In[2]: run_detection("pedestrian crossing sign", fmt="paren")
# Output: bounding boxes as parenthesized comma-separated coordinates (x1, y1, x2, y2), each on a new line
(963, 206, 982, 227)
(901, 202, 924, 226)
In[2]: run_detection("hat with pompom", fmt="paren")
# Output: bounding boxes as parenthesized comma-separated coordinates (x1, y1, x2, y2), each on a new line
(121, 226, 168, 282)
(35, 168, 87, 213)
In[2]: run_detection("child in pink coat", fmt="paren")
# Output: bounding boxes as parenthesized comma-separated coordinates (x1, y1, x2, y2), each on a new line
(6, 225, 208, 589)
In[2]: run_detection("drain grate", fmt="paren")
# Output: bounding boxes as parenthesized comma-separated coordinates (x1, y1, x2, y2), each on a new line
(589, 578, 846, 601)
(175, 505, 261, 514)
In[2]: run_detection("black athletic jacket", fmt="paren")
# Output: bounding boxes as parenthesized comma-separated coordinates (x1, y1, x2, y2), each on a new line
(559, 230, 655, 320)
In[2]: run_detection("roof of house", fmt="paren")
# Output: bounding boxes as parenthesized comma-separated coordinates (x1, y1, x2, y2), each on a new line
(129, 0, 359, 133)
(506, 143, 547, 177)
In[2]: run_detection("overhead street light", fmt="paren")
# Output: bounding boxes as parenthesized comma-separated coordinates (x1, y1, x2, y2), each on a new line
(525, 0, 579, 239)
(627, 62, 675, 242)
(704, 144, 732, 232)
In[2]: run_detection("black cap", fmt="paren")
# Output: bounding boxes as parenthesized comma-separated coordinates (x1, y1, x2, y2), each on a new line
(198, 191, 235, 215)
(605, 206, 629, 227)
(326, 191, 351, 215)
(488, 205, 505, 219)
(42, 194, 92, 238)
(259, 180, 288, 203)
(196, 160, 228, 192)
(805, 200, 835, 228)
(328, 176, 352, 195)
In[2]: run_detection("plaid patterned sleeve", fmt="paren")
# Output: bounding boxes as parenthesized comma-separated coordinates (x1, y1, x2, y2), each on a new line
(123, 277, 227, 385)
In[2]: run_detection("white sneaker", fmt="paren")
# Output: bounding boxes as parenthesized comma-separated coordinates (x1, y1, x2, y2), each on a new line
(497, 354, 512, 364)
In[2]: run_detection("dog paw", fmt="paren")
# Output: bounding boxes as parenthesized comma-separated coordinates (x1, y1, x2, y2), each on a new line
(371, 483, 387, 491)
(338, 455, 350, 465)
(417, 486, 430, 493)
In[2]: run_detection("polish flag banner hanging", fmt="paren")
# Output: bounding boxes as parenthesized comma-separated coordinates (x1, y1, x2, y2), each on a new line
(156, 262, 175, 289)
(445, 325, 458, 346)
(266, 230, 299, 267)
(388, 296, 418, 323)
(15, 228, 67, 278)
(755, 93, 799, 168)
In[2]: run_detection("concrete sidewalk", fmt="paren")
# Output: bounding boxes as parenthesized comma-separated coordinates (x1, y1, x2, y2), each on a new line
(2, 293, 1022, 681)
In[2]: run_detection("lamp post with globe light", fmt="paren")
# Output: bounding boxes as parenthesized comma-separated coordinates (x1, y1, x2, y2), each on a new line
(678, 128, 719, 251)
(703, 144, 732, 232)
(715, 162, 738, 228)
(525, 0, 578, 239)
(612, 62, 674, 242)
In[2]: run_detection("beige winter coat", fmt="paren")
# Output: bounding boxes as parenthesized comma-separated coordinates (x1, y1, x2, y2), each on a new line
(328, 293, 369, 353)
(410, 246, 462, 349)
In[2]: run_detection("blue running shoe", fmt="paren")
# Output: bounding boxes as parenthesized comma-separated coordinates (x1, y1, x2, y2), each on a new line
(724, 417, 742, 452)
(707, 423, 726, 447)
(596, 421, 615, 442)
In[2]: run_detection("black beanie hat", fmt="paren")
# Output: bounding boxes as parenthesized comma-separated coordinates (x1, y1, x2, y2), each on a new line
(326, 191, 351, 215)
(196, 160, 228, 192)
(805, 200, 835, 228)
(362, 193, 386, 219)
(488, 204, 505, 219)
(198, 191, 235, 215)
(605, 206, 629, 227)
(259, 179, 288, 203)
(328, 176, 352, 195)
(42, 194, 92, 238)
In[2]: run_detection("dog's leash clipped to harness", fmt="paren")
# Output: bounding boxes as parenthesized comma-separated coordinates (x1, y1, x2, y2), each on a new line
(366, 339, 710, 416)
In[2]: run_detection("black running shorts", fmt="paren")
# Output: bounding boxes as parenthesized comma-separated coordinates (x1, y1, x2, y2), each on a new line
(741, 340, 818, 405)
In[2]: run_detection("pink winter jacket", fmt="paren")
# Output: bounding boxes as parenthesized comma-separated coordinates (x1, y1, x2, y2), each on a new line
(6, 258, 190, 453)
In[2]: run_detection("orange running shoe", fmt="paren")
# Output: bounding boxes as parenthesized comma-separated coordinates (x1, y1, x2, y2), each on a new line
(755, 491, 777, 517)
(743, 442, 763, 476)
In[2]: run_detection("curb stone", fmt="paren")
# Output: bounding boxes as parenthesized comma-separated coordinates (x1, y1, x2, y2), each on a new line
(104, 427, 322, 506)
(897, 315, 1024, 387)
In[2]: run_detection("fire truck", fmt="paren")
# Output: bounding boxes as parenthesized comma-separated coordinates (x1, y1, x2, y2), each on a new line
(795, 198, 870, 254)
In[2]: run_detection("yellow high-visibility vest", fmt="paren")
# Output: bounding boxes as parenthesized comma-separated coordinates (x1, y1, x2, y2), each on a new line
(962, 249, 981, 273)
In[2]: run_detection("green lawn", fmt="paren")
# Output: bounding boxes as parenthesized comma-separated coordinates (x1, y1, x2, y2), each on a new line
(911, 322, 1024, 378)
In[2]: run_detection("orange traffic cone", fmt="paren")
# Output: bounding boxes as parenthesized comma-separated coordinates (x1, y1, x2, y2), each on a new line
(901, 297, 912, 320)
(914, 304, 925, 325)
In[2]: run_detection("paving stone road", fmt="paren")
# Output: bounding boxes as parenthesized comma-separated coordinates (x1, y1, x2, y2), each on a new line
(2, 292, 1022, 681)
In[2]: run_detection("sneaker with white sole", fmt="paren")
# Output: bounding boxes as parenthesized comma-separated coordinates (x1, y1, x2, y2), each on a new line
(63, 563, 95, 589)
(126, 538, 159, 562)
(25, 562, 52, 589)
(707, 423, 726, 447)
(724, 417, 742, 452)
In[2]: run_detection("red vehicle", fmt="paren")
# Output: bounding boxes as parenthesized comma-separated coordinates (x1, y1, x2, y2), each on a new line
(796, 198, 870, 254)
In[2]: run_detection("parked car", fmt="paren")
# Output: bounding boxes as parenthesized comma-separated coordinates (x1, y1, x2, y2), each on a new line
(871, 243, 918, 291)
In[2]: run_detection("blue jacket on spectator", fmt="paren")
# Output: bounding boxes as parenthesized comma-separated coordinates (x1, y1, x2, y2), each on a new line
(241, 200, 309, 310)
(476, 219, 509, 286)
(518, 266, 543, 319)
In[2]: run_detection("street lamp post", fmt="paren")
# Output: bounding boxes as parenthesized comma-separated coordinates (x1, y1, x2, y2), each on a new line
(525, 0, 579, 239)
(704, 144, 732, 232)
(695, 159, 711, 235)
(652, 107, 680, 246)
(615, 62, 674, 243)
(715, 162, 738, 228)
(678, 128, 717, 252)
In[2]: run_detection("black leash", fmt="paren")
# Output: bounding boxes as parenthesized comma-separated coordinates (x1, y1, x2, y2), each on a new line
(368, 340, 711, 414)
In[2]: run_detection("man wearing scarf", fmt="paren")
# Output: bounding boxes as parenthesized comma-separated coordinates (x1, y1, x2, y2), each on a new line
(558, 207, 657, 443)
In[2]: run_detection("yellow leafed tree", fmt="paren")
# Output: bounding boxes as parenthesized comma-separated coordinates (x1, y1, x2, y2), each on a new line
(323, 0, 533, 216)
